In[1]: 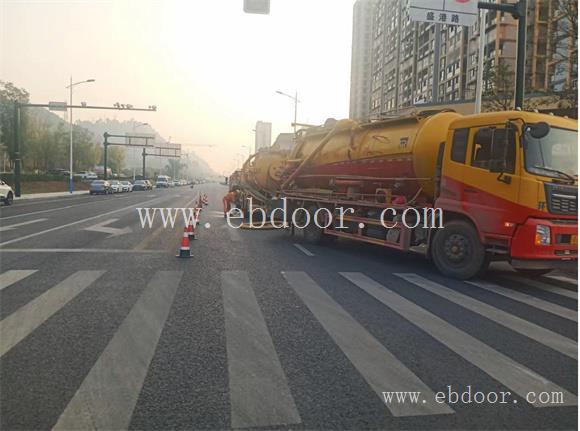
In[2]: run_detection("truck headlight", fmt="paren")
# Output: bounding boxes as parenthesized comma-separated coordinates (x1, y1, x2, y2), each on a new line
(535, 225, 551, 246)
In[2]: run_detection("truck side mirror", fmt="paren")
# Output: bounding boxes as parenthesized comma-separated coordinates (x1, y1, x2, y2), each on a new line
(529, 122, 550, 139)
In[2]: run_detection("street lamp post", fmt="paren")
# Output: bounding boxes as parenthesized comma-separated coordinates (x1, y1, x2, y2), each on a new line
(66, 77, 95, 193)
(242, 144, 251, 158)
(275, 90, 299, 134)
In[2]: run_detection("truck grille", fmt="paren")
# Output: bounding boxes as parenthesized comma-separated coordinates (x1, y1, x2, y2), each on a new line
(545, 183, 578, 215)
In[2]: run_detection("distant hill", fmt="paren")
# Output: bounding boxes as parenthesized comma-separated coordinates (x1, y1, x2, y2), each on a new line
(76, 118, 217, 178)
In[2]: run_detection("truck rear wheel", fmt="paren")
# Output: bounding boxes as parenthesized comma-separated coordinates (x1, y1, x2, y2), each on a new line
(432, 220, 486, 280)
(294, 205, 325, 244)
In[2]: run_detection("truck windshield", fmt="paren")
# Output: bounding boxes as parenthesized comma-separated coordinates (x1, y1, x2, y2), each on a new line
(524, 126, 578, 179)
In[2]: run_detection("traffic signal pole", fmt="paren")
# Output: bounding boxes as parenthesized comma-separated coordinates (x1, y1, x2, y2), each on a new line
(12, 102, 21, 197)
(102, 132, 154, 180)
(141, 145, 182, 179)
(478, 0, 527, 109)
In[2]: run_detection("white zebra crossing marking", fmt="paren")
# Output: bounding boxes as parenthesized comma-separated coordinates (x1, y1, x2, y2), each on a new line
(222, 271, 301, 428)
(341, 272, 577, 408)
(53, 271, 182, 431)
(466, 280, 577, 322)
(545, 275, 578, 286)
(0, 270, 37, 291)
(395, 273, 577, 359)
(283, 271, 453, 417)
(501, 275, 578, 300)
(0, 271, 104, 358)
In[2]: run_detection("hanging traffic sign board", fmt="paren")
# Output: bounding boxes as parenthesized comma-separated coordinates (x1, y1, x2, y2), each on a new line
(408, 0, 478, 26)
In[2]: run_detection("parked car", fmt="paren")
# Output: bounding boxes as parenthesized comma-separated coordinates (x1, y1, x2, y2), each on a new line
(0, 180, 14, 205)
(74, 171, 98, 180)
(120, 181, 133, 192)
(89, 180, 112, 195)
(133, 180, 149, 191)
(155, 175, 170, 188)
(109, 180, 122, 193)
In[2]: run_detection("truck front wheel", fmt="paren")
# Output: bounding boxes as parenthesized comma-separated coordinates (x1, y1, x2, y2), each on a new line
(432, 220, 487, 280)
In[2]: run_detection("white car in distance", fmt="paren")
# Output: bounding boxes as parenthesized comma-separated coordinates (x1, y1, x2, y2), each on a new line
(109, 180, 122, 193)
(120, 181, 133, 192)
(0, 180, 14, 205)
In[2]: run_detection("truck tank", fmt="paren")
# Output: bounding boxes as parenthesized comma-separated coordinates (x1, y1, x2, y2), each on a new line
(284, 111, 461, 203)
(240, 147, 289, 196)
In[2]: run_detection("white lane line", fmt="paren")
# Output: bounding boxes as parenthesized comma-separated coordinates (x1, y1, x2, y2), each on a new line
(0, 194, 138, 220)
(222, 271, 301, 428)
(53, 271, 182, 431)
(0, 218, 48, 232)
(0, 271, 104, 357)
(0, 249, 164, 254)
(293, 243, 315, 256)
(395, 273, 577, 359)
(545, 275, 578, 286)
(341, 272, 577, 408)
(466, 280, 577, 322)
(0, 270, 37, 291)
(0, 195, 166, 247)
(501, 275, 578, 300)
(283, 271, 453, 417)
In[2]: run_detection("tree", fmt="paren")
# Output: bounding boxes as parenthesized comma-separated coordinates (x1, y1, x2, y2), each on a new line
(0, 81, 29, 162)
(164, 158, 185, 178)
(482, 60, 515, 111)
(107, 147, 125, 174)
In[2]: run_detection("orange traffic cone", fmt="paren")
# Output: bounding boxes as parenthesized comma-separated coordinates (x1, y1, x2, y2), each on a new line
(176, 228, 193, 258)
(187, 217, 196, 240)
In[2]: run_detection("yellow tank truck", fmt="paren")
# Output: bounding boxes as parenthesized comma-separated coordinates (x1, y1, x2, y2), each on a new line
(235, 146, 289, 217)
(280, 110, 577, 279)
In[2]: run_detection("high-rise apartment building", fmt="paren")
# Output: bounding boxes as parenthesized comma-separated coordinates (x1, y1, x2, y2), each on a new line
(349, 0, 376, 121)
(350, 0, 577, 120)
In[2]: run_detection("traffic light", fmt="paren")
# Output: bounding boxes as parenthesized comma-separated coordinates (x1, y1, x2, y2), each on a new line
(243, 0, 269, 14)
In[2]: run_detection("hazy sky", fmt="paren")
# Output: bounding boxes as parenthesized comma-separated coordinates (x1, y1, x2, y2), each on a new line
(1, 0, 356, 174)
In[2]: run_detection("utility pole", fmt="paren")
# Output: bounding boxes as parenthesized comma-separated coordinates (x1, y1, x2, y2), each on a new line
(66, 77, 95, 193)
(275, 90, 299, 134)
(12, 101, 21, 197)
(478, 0, 527, 109)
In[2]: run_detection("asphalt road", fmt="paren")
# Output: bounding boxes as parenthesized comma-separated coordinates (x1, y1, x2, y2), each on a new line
(0, 184, 577, 430)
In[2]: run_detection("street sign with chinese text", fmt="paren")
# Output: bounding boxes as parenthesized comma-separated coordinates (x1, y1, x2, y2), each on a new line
(48, 101, 67, 112)
(408, 0, 478, 26)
